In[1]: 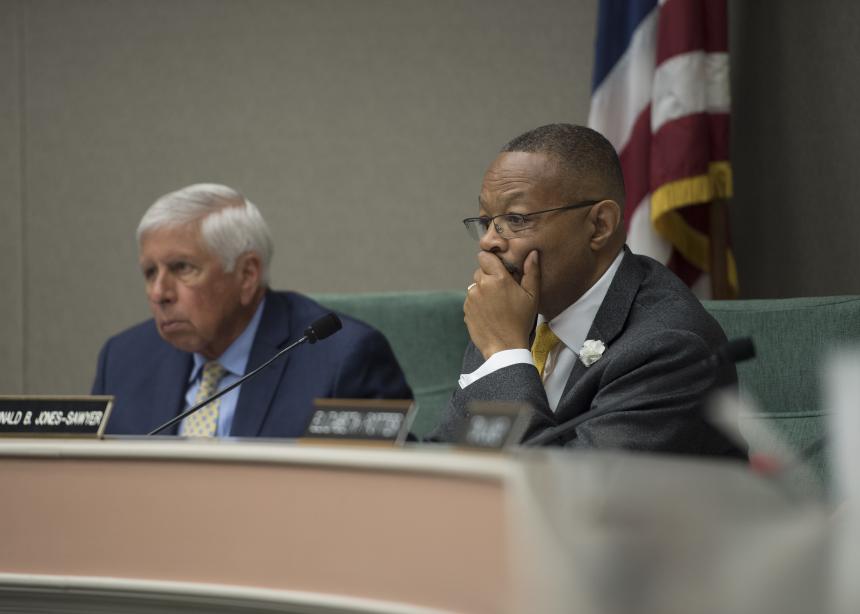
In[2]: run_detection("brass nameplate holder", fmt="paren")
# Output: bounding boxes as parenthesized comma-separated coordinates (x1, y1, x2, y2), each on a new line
(303, 398, 415, 445)
(0, 396, 114, 438)
(456, 401, 531, 450)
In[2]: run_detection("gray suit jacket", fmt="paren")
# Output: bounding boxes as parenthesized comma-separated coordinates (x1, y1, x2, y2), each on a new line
(433, 248, 744, 458)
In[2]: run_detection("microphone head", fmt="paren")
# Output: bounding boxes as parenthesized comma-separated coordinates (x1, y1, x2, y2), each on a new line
(720, 337, 756, 365)
(304, 313, 342, 344)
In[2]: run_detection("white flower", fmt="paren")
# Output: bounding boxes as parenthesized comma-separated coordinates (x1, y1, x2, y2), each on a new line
(579, 339, 605, 367)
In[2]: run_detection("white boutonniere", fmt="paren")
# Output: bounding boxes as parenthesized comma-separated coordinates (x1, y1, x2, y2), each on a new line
(579, 339, 605, 367)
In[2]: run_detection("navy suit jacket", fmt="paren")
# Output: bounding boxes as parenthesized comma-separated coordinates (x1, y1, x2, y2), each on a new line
(92, 290, 413, 437)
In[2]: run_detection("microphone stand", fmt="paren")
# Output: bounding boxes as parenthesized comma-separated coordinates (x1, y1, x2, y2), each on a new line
(148, 335, 310, 436)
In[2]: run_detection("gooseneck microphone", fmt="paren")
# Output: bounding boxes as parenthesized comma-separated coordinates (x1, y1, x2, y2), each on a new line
(148, 313, 343, 436)
(710, 337, 755, 369)
(303, 313, 341, 343)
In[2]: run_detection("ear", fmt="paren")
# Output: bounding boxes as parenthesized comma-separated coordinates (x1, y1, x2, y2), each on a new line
(235, 252, 263, 305)
(588, 200, 622, 250)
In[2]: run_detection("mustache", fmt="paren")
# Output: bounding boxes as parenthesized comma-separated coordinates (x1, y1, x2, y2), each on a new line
(499, 258, 522, 277)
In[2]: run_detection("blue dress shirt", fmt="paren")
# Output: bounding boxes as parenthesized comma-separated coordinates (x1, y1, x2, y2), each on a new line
(181, 299, 265, 436)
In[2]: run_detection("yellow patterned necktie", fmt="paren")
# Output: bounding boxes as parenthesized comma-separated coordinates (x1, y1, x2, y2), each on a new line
(531, 322, 561, 378)
(180, 361, 227, 437)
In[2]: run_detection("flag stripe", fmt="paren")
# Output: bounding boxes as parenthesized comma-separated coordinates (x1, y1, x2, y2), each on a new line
(628, 195, 673, 261)
(618, 107, 654, 222)
(656, 0, 728, 65)
(706, 112, 730, 160)
(592, 0, 659, 90)
(651, 112, 729, 187)
(589, 7, 658, 153)
(651, 51, 730, 133)
(702, 0, 729, 51)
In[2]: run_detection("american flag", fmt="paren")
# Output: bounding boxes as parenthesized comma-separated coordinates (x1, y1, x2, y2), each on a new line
(588, 0, 737, 297)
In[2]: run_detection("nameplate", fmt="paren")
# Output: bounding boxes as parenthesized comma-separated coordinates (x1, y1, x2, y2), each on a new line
(303, 399, 415, 445)
(0, 396, 114, 438)
(456, 401, 531, 449)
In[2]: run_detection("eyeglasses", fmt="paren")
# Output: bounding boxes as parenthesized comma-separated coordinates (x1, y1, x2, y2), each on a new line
(462, 200, 603, 241)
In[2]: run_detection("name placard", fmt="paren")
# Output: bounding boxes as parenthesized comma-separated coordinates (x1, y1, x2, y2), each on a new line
(455, 401, 531, 450)
(303, 399, 415, 445)
(0, 396, 114, 438)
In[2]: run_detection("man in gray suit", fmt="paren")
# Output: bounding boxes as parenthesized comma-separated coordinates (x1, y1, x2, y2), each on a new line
(434, 123, 743, 457)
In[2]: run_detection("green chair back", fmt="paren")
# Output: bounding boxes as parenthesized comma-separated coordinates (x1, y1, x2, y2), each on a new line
(704, 295, 860, 495)
(312, 291, 468, 436)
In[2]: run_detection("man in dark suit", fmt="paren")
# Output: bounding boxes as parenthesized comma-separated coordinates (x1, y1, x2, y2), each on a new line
(432, 124, 743, 457)
(93, 183, 411, 437)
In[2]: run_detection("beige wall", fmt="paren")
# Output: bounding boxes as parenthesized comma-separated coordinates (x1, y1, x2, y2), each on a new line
(0, 1, 23, 392)
(1, 0, 596, 394)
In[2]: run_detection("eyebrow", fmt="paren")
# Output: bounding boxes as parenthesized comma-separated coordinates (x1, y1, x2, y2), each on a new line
(478, 191, 528, 211)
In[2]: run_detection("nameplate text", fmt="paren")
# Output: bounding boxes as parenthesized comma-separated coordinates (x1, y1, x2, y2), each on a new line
(457, 401, 531, 449)
(0, 396, 114, 438)
(304, 398, 414, 444)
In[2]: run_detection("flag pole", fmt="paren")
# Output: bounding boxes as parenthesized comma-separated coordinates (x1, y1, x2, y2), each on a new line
(709, 198, 731, 299)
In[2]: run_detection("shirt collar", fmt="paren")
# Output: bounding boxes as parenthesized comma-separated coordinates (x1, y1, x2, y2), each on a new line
(189, 297, 267, 382)
(538, 250, 625, 353)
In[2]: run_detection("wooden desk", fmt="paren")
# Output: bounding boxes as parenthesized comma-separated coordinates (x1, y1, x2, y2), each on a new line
(0, 438, 528, 613)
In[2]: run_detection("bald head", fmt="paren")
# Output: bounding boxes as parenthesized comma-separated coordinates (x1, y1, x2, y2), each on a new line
(501, 123, 626, 210)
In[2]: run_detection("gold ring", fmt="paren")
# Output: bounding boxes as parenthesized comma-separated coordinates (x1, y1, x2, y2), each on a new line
(467, 283, 477, 291)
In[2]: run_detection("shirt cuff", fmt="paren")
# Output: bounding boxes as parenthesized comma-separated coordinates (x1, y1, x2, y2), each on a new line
(458, 349, 534, 388)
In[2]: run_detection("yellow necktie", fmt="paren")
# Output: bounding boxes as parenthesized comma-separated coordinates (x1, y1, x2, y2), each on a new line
(181, 361, 227, 437)
(531, 322, 561, 377)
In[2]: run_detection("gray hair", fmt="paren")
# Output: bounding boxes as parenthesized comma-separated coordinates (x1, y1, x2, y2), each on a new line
(137, 183, 274, 284)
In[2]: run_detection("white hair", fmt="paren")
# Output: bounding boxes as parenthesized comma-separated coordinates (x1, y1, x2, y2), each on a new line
(136, 183, 274, 284)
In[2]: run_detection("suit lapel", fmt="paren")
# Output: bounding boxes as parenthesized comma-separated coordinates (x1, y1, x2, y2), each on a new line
(150, 348, 193, 434)
(556, 247, 645, 416)
(230, 291, 293, 436)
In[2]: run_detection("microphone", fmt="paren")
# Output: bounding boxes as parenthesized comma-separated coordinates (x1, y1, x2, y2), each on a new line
(711, 337, 755, 368)
(148, 313, 343, 436)
(522, 337, 756, 447)
(304, 312, 341, 343)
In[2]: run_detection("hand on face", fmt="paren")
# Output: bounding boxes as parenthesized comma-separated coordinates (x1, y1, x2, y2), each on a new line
(464, 249, 540, 360)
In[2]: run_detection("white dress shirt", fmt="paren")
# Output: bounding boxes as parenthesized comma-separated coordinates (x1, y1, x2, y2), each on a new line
(459, 251, 624, 412)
